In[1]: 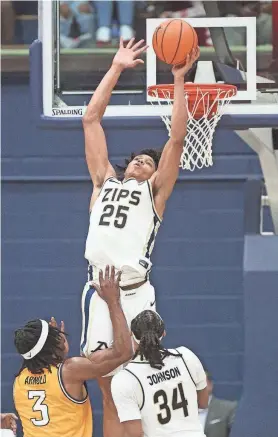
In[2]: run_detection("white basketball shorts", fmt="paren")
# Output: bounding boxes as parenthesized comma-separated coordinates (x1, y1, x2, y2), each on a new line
(80, 280, 156, 359)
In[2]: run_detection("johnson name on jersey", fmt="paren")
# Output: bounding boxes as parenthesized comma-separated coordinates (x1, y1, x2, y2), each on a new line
(85, 177, 161, 286)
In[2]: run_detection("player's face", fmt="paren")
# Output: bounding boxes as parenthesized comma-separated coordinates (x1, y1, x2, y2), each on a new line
(125, 155, 156, 181)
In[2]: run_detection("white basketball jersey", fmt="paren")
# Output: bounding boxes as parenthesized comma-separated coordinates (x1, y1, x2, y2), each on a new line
(111, 347, 206, 437)
(85, 177, 161, 286)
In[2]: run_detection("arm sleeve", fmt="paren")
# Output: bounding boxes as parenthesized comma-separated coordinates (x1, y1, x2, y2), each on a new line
(111, 371, 142, 423)
(178, 346, 207, 390)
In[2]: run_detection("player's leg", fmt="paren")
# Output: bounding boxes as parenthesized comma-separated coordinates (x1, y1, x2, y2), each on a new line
(80, 282, 113, 356)
(121, 280, 156, 325)
(97, 376, 125, 437)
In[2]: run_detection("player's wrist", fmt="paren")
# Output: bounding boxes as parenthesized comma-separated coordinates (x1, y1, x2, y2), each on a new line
(107, 298, 121, 309)
(110, 63, 125, 74)
(174, 75, 185, 84)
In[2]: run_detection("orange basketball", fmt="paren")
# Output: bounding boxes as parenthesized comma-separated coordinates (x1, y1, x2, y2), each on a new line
(152, 19, 198, 65)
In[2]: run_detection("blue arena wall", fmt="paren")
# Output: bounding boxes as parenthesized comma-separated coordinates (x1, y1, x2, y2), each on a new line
(2, 83, 267, 436)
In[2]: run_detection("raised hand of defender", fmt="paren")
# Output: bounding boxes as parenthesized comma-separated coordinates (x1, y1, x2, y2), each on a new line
(112, 38, 148, 70)
(49, 317, 65, 333)
(172, 46, 200, 78)
(92, 265, 121, 305)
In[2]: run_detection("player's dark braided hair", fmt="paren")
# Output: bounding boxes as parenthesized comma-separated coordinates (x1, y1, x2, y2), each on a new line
(116, 148, 162, 179)
(131, 310, 181, 370)
(14, 319, 66, 376)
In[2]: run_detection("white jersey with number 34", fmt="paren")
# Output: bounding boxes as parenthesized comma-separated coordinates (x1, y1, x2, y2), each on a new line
(85, 177, 161, 286)
(111, 346, 207, 437)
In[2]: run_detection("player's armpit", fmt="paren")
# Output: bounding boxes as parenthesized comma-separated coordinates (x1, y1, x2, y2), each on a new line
(197, 386, 209, 409)
(83, 119, 115, 188)
(121, 420, 144, 437)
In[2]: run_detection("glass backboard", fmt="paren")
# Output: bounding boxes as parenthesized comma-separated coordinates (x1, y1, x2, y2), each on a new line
(35, 0, 277, 125)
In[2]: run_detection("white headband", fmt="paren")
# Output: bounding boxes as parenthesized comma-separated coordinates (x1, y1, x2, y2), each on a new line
(21, 320, 49, 360)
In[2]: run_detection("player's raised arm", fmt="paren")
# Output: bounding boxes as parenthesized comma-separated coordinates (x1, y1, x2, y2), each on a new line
(152, 47, 200, 216)
(83, 38, 148, 190)
(65, 266, 133, 380)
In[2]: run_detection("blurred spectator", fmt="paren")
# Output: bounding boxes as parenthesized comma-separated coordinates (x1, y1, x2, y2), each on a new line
(158, 1, 211, 46)
(94, 1, 135, 45)
(60, 1, 94, 48)
(219, 1, 273, 46)
(160, 1, 205, 18)
(0, 413, 18, 435)
(1, 1, 15, 45)
(198, 371, 237, 437)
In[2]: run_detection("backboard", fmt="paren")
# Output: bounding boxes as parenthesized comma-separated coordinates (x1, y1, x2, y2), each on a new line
(33, 0, 278, 127)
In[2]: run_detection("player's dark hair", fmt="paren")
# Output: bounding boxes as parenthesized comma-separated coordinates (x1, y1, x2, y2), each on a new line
(116, 148, 162, 179)
(14, 319, 66, 376)
(131, 310, 181, 370)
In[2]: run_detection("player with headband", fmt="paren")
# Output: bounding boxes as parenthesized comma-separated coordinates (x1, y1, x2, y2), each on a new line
(111, 310, 209, 437)
(13, 266, 132, 437)
(81, 37, 199, 437)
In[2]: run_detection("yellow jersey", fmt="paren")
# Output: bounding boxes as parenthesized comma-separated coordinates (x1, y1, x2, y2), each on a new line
(13, 363, 93, 437)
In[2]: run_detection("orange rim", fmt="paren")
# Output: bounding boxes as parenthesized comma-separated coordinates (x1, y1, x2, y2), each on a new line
(147, 83, 237, 100)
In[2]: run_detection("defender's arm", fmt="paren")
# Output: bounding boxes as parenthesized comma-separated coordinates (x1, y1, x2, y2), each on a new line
(64, 298, 133, 380)
(64, 267, 133, 380)
(152, 48, 200, 216)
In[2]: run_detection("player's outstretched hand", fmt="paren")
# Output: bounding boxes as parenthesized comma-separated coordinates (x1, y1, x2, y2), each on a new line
(92, 265, 121, 305)
(49, 317, 65, 333)
(1, 413, 18, 435)
(112, 38, 148, 71)
(172, 46, 200, 78)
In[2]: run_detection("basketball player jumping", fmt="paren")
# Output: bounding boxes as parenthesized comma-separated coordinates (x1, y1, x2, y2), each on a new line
(13, 267, 132, 437)
(112, 310, 208, 437)
(81, 38, 199, 436)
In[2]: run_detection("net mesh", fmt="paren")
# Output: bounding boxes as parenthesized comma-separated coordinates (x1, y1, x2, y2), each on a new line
(148, 85, 236, 171)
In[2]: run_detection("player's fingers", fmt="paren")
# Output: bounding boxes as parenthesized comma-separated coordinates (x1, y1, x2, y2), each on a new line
(191, 46, 199, 63)
(60, 320, 65, 332)
(49, 317, 57, 327)
(132, 59, 144, 67)
(126, 37, 135, 49)
(116, 270, 122, 284)
(134, 45, 148, 57)
(110, 265, 115, 281)
(92, 282, 101, 294)
(119, 36, 124, 48)
(195, 46, 200, 59)
(99, 269, 104, 283)
(105, 264, 110, 280)
(132, 39, 145, 51)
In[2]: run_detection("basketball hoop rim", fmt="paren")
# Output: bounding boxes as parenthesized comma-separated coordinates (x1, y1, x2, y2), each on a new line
(147, 83, 237, 100)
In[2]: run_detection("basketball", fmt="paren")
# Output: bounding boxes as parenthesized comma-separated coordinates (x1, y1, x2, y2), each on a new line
(152, 19, 198, 65)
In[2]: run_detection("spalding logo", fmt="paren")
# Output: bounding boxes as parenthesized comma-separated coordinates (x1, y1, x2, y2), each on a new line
(52, 108, 83, 116)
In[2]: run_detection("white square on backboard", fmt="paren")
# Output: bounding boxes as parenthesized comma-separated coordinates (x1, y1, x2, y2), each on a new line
(146, 17, 257, 102)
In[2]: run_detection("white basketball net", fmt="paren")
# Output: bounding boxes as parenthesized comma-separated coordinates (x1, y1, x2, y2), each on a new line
(149, 86, 235, 171)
